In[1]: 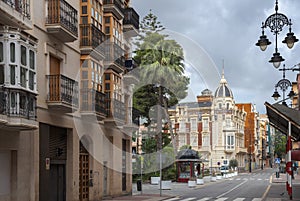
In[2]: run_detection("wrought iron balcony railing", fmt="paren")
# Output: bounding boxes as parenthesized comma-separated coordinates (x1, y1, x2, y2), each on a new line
(106, 98, 125, 121)
(104, 42, 125, 72)
(0, 87, 36, 120)
(47, 74, 79, 107)
(1, 0, 31, 19)
(123, 7, 139, 31)
(46, 0, 78, 37)
(103, 0, 124, 19)
(80, 89, 107, 117)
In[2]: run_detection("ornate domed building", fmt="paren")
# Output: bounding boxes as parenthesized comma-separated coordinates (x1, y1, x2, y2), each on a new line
(209, 71, 247, 168)
(169, 70, 248, 171)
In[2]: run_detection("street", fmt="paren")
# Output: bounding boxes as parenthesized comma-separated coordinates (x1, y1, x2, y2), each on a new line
(133, 169, 274, 201)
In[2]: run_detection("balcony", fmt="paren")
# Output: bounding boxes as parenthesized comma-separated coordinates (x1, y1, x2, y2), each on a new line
(105, 98, 125, 126)
(46, 74, 79, 113)
(46, 0, 78, 42)
(0, 0, 32, 30)
(104, 42, 125, 73)
(103, 0, 124, 20)
(225, 145, 235, 153)
(236, 146, 247, 154)
(0, 87, 38, 130)
(123, 7, 139, 37)
(80, 89, 107, 121)
(80, 24, 105, 56)
(123, 107, 139, 135)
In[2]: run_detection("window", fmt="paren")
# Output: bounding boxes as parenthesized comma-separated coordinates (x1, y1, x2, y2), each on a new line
(29, 50, 34, 69)
(10, 43, 15, 62)
(10, 65, 15, 85)
(0, 65, 4, 84)
(105, 74, 110, 80)
(81, 16, 88, 24)
(20, 67, 27, 88)
(179, 119, 185, 133)
(0, 42, 3, 62)
(105, 17, 110, 23)
(226, 134, 234, 149)
(29, 71, 34, 90)
(21, 46, 27, 66)
(105, 26, 110, 34)
(191, 118, 197, 131)
(82, 6, 87, 14)
(11, 92, 16, 108)
(202, 118, 209, 131)
(82, 71, 88, 79)
(105, 83, 110, 90)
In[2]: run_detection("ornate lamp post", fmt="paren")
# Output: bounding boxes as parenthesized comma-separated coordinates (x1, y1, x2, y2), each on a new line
(272, 64, 295, 106)
(256, 0, 298, 68)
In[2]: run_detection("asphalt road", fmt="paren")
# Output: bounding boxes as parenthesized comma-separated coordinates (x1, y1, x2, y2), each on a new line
(150, 169, 274, 201)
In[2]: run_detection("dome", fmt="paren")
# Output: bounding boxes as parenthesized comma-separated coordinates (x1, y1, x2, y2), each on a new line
(214, 71, 233, 98)
(201, 89, 212, 96)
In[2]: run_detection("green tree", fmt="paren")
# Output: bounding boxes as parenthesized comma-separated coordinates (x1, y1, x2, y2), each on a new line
(229, 159, 238, 169)
(133, 11, 190, 151)
(274, 131, 286, 159)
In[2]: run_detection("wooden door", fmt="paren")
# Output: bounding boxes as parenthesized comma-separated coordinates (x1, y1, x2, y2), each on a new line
(79, 143, 89, 201)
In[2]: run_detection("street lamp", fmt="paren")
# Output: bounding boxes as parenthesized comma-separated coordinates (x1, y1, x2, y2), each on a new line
(256, 0, 298, 68)
(272, 64, 295, 106)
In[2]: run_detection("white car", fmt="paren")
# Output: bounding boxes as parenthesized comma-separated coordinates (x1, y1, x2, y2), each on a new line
(220, 166, 229, 174)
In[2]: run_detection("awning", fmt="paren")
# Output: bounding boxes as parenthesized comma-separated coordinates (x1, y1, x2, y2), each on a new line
(265, 102, 300, 141)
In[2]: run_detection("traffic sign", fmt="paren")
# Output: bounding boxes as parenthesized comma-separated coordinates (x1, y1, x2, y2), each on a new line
(275, 158, 281, 164)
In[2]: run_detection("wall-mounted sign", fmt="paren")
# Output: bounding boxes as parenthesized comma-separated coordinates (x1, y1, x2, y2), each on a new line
(45, 158, 50, 170)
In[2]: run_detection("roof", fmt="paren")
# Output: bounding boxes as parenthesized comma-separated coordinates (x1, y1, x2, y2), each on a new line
(214, 72, 233, 98)
(176, 149, 200, 160)
(265, 102, 300, 141)
(169, 101, 212, 109)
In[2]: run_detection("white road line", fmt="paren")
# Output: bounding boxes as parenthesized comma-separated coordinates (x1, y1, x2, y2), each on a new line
(216, 180, 248, 198)
(196, 198, 211, 201)
(215, 198, 228, 201)
(181, 198, 195, 201)
(164, 198, 180, 201)
(252, 198, 262, 201)
(233, 198, 245, 201)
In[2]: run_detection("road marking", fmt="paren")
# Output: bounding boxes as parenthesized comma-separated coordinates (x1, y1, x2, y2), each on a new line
(257, 178, 262, 180)
(233, 198, 245, 201)
(252, 198, 262, 201)
(181, 198, 195, 201)
(215, 198, 228, 201)
(164, 198, 180, 201)
(216, 180, 248, 198)
(196, 198, 211, 201)
(262, 184, 271, 200)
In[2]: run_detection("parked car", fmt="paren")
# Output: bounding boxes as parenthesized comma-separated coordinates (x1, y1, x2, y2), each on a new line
(220, 166, 229, 175)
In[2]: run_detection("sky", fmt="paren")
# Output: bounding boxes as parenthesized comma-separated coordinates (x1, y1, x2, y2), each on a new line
(130, 0, 300, 114)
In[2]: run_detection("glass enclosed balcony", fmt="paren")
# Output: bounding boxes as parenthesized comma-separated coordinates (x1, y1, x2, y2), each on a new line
(46, 0, 78, 42)
(0, 87, 38, 130)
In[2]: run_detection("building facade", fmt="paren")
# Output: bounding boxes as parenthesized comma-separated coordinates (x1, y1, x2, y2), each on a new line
(169, 72, 248, 170)
(0, 0, 139, 200)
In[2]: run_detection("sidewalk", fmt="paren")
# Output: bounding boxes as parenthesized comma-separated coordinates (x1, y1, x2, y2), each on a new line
(264, 171, 300, 201)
